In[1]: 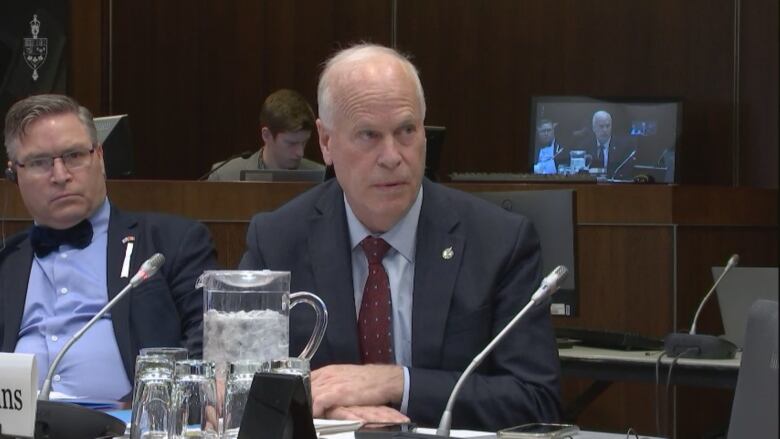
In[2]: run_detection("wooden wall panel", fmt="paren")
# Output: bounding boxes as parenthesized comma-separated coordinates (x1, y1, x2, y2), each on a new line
(63, 0, 776, 188)
(108, 0, 391, 179)
(739, 0, 779, 188)
(396, 0, 738, 185)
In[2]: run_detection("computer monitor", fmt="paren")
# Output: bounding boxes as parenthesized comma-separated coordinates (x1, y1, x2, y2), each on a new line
(94, 114, 134, 178)
(473, 189, 578, 316)
(424, 126, 446, 181)
(529, 96, 681, 183)
(240, 169, 325, 182)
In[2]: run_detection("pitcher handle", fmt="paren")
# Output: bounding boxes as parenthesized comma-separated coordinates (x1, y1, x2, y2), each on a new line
(290, 292, 328, 361)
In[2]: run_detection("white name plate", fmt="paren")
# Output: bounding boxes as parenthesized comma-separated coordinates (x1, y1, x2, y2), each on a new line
(0, 352, 37, 438)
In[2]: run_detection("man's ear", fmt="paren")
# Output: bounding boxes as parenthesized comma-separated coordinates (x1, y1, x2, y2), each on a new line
(261, 126, 274, 144)
(316, 119, 333, 166)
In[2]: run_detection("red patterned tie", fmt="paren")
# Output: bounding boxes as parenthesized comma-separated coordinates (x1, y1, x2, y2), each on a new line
(358, 236, 394, 364)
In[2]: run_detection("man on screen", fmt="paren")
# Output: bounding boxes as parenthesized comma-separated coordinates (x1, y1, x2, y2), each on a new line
(239, 44, 561, 431)
(207, 89, 325, 180)
(0, 94, 218, 401)
(533, 118, 565, 174)
(581, 110, 635, 178)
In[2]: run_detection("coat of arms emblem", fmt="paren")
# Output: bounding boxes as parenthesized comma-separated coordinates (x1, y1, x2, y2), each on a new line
(23, 14, 48, 81)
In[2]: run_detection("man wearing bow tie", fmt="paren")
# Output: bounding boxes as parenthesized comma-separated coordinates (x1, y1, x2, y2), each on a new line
(0, 94, 218, 401)
(239, 44, 560, 431)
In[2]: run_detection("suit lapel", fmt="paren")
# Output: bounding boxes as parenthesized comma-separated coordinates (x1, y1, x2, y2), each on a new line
(106, 206, 139, 367)
(1, 232, 34, 352)
(411, 182, 463, 368)
(307, 183, 361, 363)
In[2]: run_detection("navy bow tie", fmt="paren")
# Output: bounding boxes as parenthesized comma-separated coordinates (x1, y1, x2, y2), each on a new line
(30, 220, 94, 257)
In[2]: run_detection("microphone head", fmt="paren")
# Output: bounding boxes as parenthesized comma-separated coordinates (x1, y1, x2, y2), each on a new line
(143, 253, 166, 275)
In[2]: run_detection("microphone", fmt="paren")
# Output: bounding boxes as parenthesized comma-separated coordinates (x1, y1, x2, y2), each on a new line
(198, 149, 254, 180)
(610, 149, 637, 181)
(552, 144, 566, 160)
(39, 253, 166, 400)
(664, 254, 739, 359)
(436, 266, 568, 437)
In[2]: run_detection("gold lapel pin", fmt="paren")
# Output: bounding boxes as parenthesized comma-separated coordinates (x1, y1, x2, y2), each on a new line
(442, 246, 454, 260)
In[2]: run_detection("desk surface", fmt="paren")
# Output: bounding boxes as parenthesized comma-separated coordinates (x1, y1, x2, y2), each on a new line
(559, 346, 740, 388)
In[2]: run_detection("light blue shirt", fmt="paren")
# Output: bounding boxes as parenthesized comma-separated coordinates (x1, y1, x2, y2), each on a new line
(344, 187, 423, 414)
(15, 198, 132, 400)
(534, 141, 559, 174)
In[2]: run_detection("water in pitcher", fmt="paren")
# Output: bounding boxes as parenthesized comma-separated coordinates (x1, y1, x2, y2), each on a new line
(203, 291, 289, 373)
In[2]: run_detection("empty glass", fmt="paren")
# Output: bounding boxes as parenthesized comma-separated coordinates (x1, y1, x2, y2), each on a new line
(171, 360, 218, 439)
(131, 354, 175, 438)
(221, 361, 268, 439)
(131, 365, 174, 439)
(140, 347, 189, 363)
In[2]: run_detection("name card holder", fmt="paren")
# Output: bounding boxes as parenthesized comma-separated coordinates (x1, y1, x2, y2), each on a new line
(0, 353, 37, 438)
(238, 372, 316, 439)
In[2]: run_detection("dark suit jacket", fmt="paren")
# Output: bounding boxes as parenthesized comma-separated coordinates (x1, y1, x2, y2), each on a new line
(0, 205, 218, 383)
(581, 135, 636, 178)
(239, 179, 561, 431)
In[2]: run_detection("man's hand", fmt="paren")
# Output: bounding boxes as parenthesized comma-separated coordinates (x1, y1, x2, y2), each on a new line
(324, 405, 410, 423)
(311, 364, 404, 417)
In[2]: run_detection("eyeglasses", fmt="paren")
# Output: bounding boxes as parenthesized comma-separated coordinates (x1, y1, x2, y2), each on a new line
(14, 146, 96, 176)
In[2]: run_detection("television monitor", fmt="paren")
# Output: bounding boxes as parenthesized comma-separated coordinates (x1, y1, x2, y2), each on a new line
(240, 169, 325, 183)
(323, 125, 446, 182)
(473, 189, 578, 316)
(529, 96, 681, 183)
(424, 126, 446, 181)
(94, 114, 134, 178)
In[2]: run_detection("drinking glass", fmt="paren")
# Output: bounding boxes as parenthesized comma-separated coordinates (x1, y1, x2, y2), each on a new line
(131, 366, 174, 439)
(171, 360, 219, 439)
(269, 357, 311, 408)
(140, 347, 189, 363)
(221, 360, 268, 439)
(131, 354, 175, 438)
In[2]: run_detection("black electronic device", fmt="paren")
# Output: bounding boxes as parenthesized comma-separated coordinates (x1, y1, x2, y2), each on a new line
(33, 400, 127, 439)
(555, 327, 664, 351)
(664, 254, 740, 359)
(94, 114, 134, 178)
(497, 423, 580, 439)
(355, 423, 418, 439)
(529, 96, 681, 183)
(424, 126, 446, 181)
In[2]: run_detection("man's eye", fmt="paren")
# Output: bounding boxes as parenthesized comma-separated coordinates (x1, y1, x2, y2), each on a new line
(27, 158, 50, 168)
(65, 151, 86, 160)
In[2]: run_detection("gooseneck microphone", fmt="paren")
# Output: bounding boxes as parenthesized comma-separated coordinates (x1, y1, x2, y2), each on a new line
(664, 254, 740, 359)
(198, 149, 255, 180)
(39, 253, 166, 400)
(610, 149, 637, 181)
(436, 266, 568, 437)
(689, 254, 739, 335)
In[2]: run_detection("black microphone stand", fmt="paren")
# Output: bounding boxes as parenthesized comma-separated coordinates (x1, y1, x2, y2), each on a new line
(198, 149, 255, 180)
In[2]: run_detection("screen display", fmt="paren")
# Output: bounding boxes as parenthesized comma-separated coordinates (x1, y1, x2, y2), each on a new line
(529, 96, 681, 183)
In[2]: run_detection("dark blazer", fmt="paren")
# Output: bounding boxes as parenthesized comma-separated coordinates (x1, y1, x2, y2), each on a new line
(581, 135, 636, 178)
(0, 205, 218, 383)
(239, 179, 561, 431)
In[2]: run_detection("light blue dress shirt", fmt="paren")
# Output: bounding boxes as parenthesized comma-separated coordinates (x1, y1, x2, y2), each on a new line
(344, 187, 423, 414)
(15, 198, 132, 400)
